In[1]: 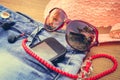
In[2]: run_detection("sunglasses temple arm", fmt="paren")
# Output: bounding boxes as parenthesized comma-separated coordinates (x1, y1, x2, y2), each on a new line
(93, 26, 99, 46)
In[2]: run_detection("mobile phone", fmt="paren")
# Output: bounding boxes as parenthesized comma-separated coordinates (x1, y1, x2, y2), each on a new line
(30, 37, 66, 64)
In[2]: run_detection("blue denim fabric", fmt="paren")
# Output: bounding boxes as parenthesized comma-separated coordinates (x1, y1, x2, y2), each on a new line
(0, 5, 86, 80)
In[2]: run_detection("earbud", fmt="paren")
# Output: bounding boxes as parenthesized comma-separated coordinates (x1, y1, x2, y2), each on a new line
(8, 33, 24, 43)
(1, 22, 16, 30)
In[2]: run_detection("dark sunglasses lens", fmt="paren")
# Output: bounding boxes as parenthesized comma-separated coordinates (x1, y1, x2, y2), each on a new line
(66, 20, 95, 51)
(44, 8, 67, 31)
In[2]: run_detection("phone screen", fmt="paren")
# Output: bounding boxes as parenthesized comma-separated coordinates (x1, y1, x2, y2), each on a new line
(31, 37, 66, 64)
(31, 41, 57, 60)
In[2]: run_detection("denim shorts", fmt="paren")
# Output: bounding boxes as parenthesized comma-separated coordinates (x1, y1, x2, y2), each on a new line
(0, 5, 86, 80)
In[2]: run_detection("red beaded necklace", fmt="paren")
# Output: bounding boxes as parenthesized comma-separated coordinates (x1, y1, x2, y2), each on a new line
(22, 38, 118, 80)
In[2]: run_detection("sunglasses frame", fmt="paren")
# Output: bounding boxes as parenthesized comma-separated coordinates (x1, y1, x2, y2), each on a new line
(44, 7, 99, 52)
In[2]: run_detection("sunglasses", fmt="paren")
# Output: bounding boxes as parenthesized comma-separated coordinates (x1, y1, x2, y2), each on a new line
(44, 8, 99, 52)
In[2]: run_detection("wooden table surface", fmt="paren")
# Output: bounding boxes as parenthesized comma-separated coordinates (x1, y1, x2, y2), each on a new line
(0, 0, 120, 80)
(0, 0, 50, 22)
